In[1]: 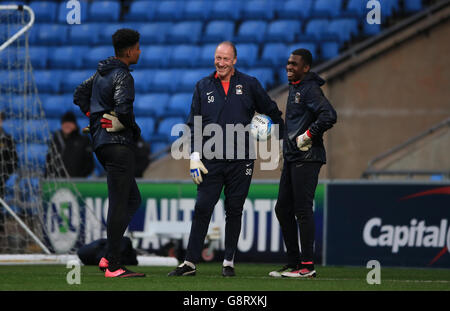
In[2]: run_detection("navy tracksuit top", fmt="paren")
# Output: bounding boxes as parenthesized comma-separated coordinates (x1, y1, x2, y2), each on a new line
(187, 69, 284, 161)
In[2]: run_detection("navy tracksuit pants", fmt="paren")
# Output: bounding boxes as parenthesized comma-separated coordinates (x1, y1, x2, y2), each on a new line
(275, 161, 322, 266)
(185, 159, 254, 264)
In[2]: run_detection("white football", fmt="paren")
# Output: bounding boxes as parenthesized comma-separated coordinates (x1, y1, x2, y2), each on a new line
(250, 114, 273, 141)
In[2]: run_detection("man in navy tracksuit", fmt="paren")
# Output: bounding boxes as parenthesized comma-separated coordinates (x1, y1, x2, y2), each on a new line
(168, 41, 284, 277)
(270, 49, 337, 278)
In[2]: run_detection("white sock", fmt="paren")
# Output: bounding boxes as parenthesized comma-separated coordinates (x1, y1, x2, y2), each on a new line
(223, 259, 234, 268)
(183, 260, 196, 269)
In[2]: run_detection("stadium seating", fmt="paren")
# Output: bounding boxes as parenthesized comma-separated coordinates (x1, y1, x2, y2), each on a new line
(235, 21, 268, 43)
(135, 116, 156, 141)
(157, 116, 186, 142)
(88, 1, 121, 22)
(17, 0, 430, 161)
(29, 1, 58, 23)
(266, 20, 302, 43)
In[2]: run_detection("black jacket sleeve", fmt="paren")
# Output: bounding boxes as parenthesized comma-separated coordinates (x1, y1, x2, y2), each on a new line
(305, 85, 337, 137)
(186, 82, 202, 154)
(251, 78, 285, 139)
(113, 71, 141, 140)
(73, 73, 96, 115)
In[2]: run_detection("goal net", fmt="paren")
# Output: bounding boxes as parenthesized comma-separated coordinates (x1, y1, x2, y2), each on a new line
(0, 5, 104, 257)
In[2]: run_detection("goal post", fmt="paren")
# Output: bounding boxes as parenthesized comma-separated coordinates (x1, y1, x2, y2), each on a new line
(0, 4, 105, 257)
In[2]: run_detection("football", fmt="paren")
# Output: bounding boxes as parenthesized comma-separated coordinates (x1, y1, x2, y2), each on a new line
(250, 114, 273, 141)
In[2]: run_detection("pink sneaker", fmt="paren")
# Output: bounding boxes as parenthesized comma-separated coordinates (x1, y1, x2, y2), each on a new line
(98, 257, 109, 272)
(105, 267, 145, 278)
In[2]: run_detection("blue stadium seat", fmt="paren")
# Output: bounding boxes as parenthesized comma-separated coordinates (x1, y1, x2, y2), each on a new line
(49, 46, 88, 69)
(288, 43, 318, 61)
(138, 22, 173, 44)
(343, 0, 367, 18)
(197, 44, 217, 67)
(134, 93, 170, 117)
(84, 46, 114, 68)
(363, 22, 382, 36)
(135, 117, 156, 141)
(167, 21, 203, 44)
(61, 70, 92, 93)
(132, 70, 156, 93)
(324, 18, 359, 43)
(235, 21, 268, 43)
(404, 0, 423, 13)
(29, 1, 58, 22)
(148, 135, 170, 159)
(311, 0, 343, 18)
(266, 20, 302, 43)
(184, 0, 212, 20)
(303, 19, 329, 42)
(46, 118, 61, 133)
(139, 45, 171, 68)
(277, 0, 314, 19)
(35, 24, 69, 45)
(2, 118, 21, 141)
(33, 70, 63, 93)
(246, 68, 274, 90)
(155, 1, 184, 21)
(25, 120, 51, 143)
(69, 23, 101, 45)
(321, 42, 340, 60)
(260, 43, 289, 67)
(157, 117, 186, 142)
(235, 43, 258, 67)
(381, 0, 400, 20)
(17, 143, 47, 169)
(89, 1, 120, 22)
(211, 0, 242, 20)
(203, 21, 235, 43)
(170, 45, 201, 68)
(166, 93, 193, 118)
(179, 69, 210, 92)
(41, 94, 73, 118)
(150, 70, 180, 93)
(124, 1, 157, 21)
(277, 68, 289, 85)
(57, 0, 89, 23)
(241, 0, 274, 20)
(18, 47, 48, 69)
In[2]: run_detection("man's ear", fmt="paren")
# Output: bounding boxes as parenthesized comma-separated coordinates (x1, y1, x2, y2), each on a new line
(303, 64, 311, 73)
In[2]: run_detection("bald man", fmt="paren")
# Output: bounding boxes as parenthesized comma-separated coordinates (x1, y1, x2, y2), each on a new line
(168, 41, 284, 277)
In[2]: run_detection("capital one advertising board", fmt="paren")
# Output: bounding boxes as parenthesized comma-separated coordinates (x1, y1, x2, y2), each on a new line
(325, 183, 450, 268)
(42, 181, 325, 263)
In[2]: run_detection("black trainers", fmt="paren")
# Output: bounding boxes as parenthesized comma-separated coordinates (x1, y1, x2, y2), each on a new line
(222, 266, 235, 277)
(168, 263, 196, 276)
(269, 264, 298, 278)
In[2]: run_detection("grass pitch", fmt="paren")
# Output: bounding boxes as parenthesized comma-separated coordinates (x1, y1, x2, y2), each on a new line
(0, 263, 449, 291)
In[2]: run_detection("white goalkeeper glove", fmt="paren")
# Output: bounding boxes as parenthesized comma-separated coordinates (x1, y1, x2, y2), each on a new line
(101, 111, 125, 132)
(190, 152, 208, 185)
(296, 130, 313, 151)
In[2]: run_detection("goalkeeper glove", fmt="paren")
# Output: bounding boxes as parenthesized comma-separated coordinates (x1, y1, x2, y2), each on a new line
(296, 129, 312, 151)
(101, 111, 125, 132)
(190, 152, 208, 185)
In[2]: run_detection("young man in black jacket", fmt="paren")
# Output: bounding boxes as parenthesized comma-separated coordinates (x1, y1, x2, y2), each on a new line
(270, 49, 337, 278)
(73, 28, 144, 278)
(168, 41, 284, 277)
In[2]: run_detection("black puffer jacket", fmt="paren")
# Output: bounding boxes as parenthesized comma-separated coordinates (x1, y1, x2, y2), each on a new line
(283, 71, 337, 163)
(73, 57, 140, 151)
